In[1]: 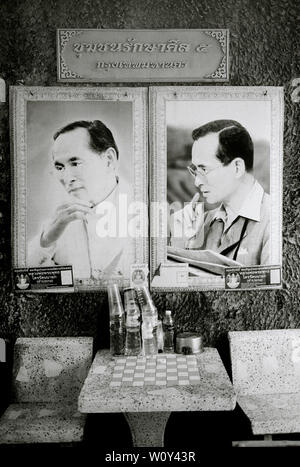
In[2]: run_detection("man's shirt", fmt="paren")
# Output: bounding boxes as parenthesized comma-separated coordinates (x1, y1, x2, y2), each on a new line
(170, 180, 271, 266)
(28, 180, 134, 280)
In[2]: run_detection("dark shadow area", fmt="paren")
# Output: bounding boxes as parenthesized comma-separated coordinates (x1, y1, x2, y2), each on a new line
(216, 333, 233, 380)
(165, 406, 256, 447)
(83, 413, 133, 447)
(164, 410, 243, 449)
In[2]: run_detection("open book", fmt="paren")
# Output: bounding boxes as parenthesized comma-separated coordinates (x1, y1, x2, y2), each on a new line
(167, 246, 243, 276)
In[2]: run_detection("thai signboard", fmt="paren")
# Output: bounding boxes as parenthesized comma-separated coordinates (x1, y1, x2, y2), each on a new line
(57, 29, 229, 82)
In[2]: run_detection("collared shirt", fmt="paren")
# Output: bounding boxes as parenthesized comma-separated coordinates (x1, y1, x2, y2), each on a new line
(170, 180, 270, 265)
(211, 180, 264, 232)
(28, 179, 134, 281)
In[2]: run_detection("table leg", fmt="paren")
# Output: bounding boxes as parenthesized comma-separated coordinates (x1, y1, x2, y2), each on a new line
(124, 412, 170, 447)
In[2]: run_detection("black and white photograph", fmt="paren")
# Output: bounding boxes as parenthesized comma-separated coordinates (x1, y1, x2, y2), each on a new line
(0, 0, 299, 461)
(11, 87, 148, 291)
(150, 86, 283, 290)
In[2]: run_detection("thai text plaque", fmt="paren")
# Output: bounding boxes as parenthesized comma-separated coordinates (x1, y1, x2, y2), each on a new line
(57, 29, 229, 82)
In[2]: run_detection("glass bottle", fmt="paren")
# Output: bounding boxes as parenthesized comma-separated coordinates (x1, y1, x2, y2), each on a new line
(107, 284, 126, 355)
(142, 318, 156, 356)
(156, 320, 164, 353)
(124, 288, 141, 356)
(162, 310, 175, 353)
(138, 286, 158, 353)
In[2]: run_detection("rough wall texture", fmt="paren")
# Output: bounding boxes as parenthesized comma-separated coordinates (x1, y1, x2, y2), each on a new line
(0, 0, 299, 369)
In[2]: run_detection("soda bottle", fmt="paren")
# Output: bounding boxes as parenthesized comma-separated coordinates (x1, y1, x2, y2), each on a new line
(124, 288, 141, 356)
(142, 318, 156, 356)
(162, 310, 175, 353)
(156, 320, 164, 353)
(137, 286, 158, 353)
(107, 284, 126, 355)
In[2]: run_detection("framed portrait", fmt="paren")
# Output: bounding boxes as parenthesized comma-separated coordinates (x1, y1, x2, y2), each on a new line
(149, 86, 283, 291)
(11, 86, 148, 292)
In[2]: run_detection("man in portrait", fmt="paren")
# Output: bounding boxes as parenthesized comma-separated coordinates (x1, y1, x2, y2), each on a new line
(28, 120, 130, 281)
(169, 119, 270, 266)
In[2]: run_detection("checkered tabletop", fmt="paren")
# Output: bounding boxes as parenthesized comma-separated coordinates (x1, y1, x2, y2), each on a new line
(110, 354, 201, 388)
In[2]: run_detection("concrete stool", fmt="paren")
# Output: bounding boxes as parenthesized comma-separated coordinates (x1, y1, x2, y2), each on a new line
(229, 329, 300, 447)
(0, 337, 93, 444)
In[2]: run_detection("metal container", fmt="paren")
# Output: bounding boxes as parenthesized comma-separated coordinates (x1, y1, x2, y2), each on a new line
(176, 332, 203, 355)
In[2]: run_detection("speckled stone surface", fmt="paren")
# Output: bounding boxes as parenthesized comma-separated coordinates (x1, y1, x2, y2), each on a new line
(124, 412, 170, 447)
(12, 337, 94, 402)
(0, 337, 93, 444)
(229, 330, 300, 434)
(78, 349, 236, 413)
(237, 393, 300, 435)
(0, 402, 85, 444)
(229, 329, 300, 395)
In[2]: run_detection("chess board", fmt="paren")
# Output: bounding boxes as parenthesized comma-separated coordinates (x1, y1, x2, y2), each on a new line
(110, 354, 201, 387)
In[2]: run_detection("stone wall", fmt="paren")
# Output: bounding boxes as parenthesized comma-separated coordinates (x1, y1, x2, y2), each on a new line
(0, 0, 299, 373)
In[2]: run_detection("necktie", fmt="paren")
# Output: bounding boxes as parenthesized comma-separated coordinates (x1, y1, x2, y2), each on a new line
(205, 218, 225, 251)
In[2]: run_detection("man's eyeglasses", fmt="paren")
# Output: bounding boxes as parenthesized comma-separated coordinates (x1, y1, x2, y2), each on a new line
(187, 163, 223, 178)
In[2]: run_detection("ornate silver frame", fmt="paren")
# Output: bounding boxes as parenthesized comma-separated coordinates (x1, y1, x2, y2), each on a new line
(10, 86, 148, 292)
(149, 86, 283, 291)
(57, 29, 229, 83)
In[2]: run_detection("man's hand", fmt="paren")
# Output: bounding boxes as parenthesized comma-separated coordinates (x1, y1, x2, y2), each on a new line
(181, 193, 204, 239)
(40, 200, 93, 247)
(171, 193, 205, 248)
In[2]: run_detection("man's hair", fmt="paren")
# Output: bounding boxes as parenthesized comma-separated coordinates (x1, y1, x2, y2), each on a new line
(53, 120, 119, 159)
(192, 119, 253, 171)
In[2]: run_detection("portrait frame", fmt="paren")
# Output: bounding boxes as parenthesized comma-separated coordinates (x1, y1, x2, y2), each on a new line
(149, 86, 283, 291)
(11, 86, 148, 292)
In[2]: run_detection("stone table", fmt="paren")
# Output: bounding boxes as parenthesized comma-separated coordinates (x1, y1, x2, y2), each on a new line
(78, 349, 236, 447)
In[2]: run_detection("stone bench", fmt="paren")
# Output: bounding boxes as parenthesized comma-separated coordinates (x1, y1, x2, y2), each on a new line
(0, 337, 93, 444)
(229, 329, 300, 446)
